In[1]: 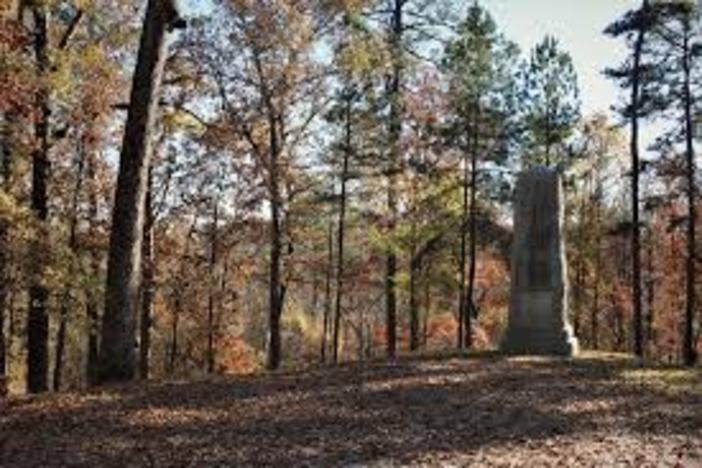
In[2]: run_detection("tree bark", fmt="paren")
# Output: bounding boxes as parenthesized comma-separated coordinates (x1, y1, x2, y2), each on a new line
(465, 109, 479, 350)
(99, 0, 183, 383)
(333, 95, 351, 364)
(629, 0, 648, 359)
(591, 184, 602, 350)
(681, 15, 697, 367)
(53, 143, 87, 391)
(409, 253, 419, 351)
(457, 151, 467, 349)
(266, 115, 284, 371)
(409, 151, 420, 352)
(0, 99, 15, 381)
(422, 272, 431, 347)
(0, 172, 7, 381)
(0, 75, 15, 380)
(645, 230, 655, 353)
(27, 4, 51, 394)
(139, 169, 154, 379)
(321, 221, 333, 364)
(86, 151, 100, 386)
(385, 0, 404, 361)
(0, 238, 5, 381)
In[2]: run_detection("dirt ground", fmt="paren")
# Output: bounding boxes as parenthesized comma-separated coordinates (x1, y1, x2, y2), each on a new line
(1, 352, 700, 467)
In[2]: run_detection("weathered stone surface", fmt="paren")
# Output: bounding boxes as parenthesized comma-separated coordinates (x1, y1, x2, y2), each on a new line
(502, 166, 578, 356)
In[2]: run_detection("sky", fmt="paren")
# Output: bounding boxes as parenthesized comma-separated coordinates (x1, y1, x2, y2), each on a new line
(182, 0, 639, 120)
(482, 0, 635, 118)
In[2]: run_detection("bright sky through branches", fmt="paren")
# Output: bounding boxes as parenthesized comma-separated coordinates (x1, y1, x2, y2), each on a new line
(180, 1, 648, 120)
(484, 0, 635, 118)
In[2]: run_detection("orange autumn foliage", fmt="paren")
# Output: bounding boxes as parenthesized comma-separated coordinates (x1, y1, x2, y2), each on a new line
(216, 336, 261, 375)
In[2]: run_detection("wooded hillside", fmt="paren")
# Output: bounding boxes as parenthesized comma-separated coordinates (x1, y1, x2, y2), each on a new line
(0, 0, 700, 396)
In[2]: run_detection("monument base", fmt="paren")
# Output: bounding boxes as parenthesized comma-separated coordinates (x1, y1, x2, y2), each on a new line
(502, 290, 578, 356)
(501, 324, 579, 356)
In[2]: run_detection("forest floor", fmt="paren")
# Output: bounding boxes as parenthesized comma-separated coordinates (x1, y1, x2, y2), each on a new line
(0, 351, 700, 467)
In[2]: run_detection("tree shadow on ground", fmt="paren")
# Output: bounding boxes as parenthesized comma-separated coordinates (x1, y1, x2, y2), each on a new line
(1, 353, 700, 467)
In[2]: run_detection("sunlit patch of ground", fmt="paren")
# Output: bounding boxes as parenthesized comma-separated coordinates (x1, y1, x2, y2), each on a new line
(0, 352, 699, 467)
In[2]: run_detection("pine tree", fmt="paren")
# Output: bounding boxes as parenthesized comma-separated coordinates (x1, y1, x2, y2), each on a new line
(605, 0, 658, 359)
(522, 35, 580, 167)
(443, 2, 519, 349)
(645, 1, 700, 366)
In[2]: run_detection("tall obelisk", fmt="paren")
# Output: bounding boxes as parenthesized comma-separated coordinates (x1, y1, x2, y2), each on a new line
(502, 167, 578, 356)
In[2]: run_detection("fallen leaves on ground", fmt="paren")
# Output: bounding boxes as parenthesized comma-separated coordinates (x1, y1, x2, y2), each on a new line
(0, 351, 700, 467)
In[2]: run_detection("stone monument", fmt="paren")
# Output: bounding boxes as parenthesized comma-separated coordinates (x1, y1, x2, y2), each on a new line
(502, 166, 578, 356)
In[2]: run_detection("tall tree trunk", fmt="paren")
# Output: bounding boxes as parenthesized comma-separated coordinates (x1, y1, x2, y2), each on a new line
(457, 151, 469, 349)
(311, 270, 319, 313)
(545, 103, 553, 167)
(645, 230, 655, 353)
(85, 151, 100, 386)
(592, 256, 601, 350)
(27, 4, 51, 394)
(409, 155, 420, 352)
(99, 0, 183, 383)
(321, 221, 333, 364)
(409, 254, 419, 351)
(207, 199, 218, 374)
(0, 173, 7, 383)
(53, 144, 87, 391)
(333, 96, 351, 364)
(681, 17, 697, 367)
(574, 258, 584, 339)
(53, 304, 68, 391)
(385, 0, 403, 361)
(266, 118, 283, 371)
(385, 206, 398, 360)
(422, 271, 431, 347)
(629, 1, 648, 359)
(0, 234, 5, 382)
(465, 112, 479, 350)
(0, 97, 15, 383)
(139, 169, 154, 379)
(591, 187, 602, 350)
(0, 76, 15, 382)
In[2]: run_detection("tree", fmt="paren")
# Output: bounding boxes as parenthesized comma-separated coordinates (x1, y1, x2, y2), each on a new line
(53, 134, 89, 391)
(605, 0, 657, 358)
(25, 1, 52, 394)
(331, 88, 353, 364)
(383, 0, 404, 360)
(196, 0, 330, 370)
(139, 169, 154, 379)
(676, 4, 699, 367)
(325, 5, 383, 362)
(443, 2, 518, 349)
(99, 0, 185, 383)
(522, 35, 580, 167)
(321, 218, 334, 363)
(566, 114, 627, 350)
(0, 0, 26, 393)
(364, 0, 454, 359)
(400, 69, 452, 351)
(646, 1, 700, 366)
